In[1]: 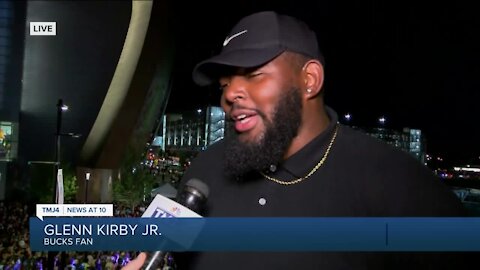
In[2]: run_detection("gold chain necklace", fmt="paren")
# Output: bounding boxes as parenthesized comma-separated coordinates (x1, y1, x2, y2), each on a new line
(260, 125, 339, 186)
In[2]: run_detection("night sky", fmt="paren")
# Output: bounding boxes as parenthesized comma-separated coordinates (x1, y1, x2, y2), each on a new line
(165, 1, 480, 165)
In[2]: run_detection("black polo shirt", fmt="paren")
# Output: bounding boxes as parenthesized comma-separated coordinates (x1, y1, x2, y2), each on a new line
(175, 108, 471, 269)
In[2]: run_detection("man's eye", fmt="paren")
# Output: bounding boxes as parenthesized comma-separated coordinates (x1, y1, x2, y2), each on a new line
(247, 72, 262, 78)
(219, 83, 229, 91)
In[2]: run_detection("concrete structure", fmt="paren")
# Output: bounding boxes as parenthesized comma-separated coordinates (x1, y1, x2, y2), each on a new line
(2, 1, 175, 202)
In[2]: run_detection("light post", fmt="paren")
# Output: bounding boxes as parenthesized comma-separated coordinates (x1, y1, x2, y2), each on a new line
(48, 99, 68, 270)
(53, 99, 80, 203)
(53, 99, 68, 203)
(85, 172, 91, 203)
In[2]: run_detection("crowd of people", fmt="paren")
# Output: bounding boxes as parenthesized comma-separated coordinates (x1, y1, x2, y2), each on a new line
(0, 201, 155, 270)
(0, 201, 31, 270)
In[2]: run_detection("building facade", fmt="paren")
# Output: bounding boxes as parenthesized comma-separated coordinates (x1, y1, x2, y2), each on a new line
(155, 107, 426, 164)
(154, 106, 226, 152)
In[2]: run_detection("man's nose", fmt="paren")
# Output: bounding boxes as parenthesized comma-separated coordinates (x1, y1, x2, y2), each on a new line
(223, 76, 247, 103)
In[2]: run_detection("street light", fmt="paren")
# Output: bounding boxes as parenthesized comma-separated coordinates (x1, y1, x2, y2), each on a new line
(85, 172, 91, 203)
(378, 116, 386, 125)
(344, 113, 352, 123)
(53, 99, 81, 203)
(53, 99, 64, 203)
(48, 98, 67, 270)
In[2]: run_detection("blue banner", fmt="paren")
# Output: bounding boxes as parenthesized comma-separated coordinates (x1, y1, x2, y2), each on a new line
(29, 217, 480, 251)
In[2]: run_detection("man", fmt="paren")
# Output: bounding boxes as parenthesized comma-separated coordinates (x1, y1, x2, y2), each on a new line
(125, 11, 472, 269)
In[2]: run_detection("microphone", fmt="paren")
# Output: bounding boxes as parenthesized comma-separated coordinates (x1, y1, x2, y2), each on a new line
(141, 178, 209, 270)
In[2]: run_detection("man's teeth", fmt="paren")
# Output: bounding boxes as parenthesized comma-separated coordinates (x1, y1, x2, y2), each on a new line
(237, 114, 247, 120)
(235, 114, 251, 123)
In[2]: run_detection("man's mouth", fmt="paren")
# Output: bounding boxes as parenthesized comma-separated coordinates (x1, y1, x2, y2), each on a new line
(234, 114, 258, 133)
(230, 110, 259, 133)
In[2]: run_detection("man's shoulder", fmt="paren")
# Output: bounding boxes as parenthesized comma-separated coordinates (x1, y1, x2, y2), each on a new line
(338, 125, 419, 164)
(194, 140, 225, 162)
(335, 124, 435, 184)
(180, 140, 226, 185)
(337, 125, 466, 216)
(187, 140, 226, 172)
(338, 125, 391, 149)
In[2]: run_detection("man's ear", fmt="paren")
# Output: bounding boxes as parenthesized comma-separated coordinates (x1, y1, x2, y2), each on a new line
(302, 60, 324, 99)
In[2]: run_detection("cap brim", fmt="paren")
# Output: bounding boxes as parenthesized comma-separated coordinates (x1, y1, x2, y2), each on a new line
(192, 48, 284, 86)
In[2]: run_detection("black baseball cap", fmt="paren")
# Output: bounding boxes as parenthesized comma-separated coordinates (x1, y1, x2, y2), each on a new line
(192, 11, 323, 86)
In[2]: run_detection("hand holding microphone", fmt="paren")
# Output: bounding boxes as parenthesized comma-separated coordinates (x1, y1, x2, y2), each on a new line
(122, 178, 209, 270)
(122, 252, 147, 270)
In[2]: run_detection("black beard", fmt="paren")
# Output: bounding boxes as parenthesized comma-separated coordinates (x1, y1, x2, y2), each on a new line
(223, 87, 303, 181)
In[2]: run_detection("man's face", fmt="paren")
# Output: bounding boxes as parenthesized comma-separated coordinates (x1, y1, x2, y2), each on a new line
(220, 54, 303, 179)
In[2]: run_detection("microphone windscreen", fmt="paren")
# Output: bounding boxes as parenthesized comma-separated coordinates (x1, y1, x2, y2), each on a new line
(185, 178, 210, 198)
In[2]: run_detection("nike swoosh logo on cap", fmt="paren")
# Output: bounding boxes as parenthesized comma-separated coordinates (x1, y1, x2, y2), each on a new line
(223, 30, 248, 46)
